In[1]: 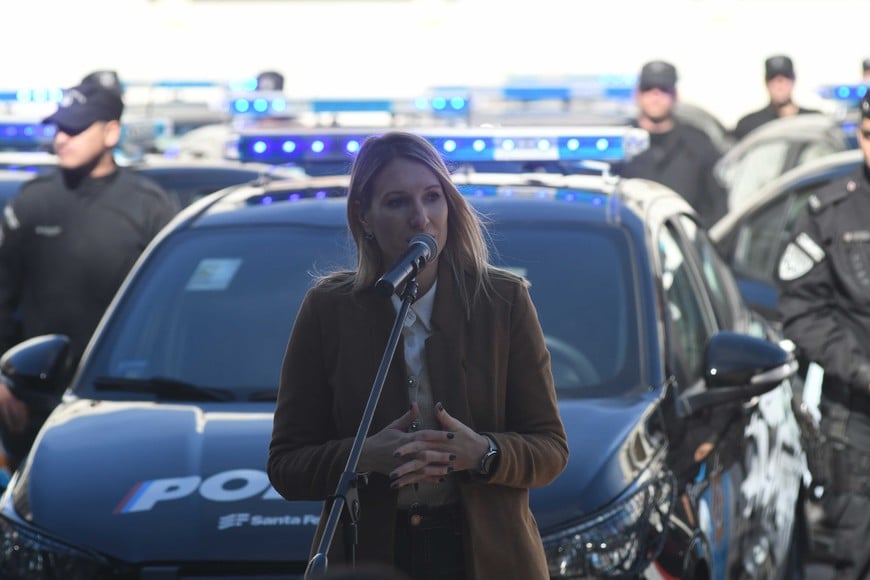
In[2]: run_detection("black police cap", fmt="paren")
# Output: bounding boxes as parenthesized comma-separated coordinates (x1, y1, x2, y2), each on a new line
(256, 71, 284, 92)
(638, 60, 677, 92)
(765, 55, 795, 81)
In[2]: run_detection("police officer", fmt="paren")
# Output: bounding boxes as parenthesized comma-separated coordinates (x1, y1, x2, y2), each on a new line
(776, 91, 870, 579)
(256, 70, 284, 92)
(619, 60, 727, 228)
(0, 77, 179, 470)
(733, 55, 820, 141)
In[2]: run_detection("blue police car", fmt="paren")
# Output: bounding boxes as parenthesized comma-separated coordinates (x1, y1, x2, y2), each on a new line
(0, 127, 806, 579)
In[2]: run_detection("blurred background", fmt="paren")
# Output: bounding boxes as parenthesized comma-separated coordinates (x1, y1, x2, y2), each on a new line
(4, 0, 869, 128)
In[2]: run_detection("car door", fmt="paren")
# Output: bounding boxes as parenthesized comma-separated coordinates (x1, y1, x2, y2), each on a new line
(657, 216, 746, 580)
(720, 183, 823, 323)
(676, 214, 806, 579)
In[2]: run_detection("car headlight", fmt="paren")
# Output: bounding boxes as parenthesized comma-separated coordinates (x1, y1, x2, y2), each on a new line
(0, 515, 123, 579)
(542, 469, 676, 578)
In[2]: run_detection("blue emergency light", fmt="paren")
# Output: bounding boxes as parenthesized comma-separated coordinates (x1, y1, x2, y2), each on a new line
(0, 122, 55, 151)
(817, 84, 868, 101)
(498, 74, 637, 102)
(248, 182, 606, 207)
(228, 93, 470, 120)
(235, 126, 649, 167)
(230, 93, 289, 116)
(123, 79, 229, 91)
(0, 88, 64, 103)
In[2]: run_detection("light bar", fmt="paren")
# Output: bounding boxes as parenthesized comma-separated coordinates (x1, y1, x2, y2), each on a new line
(0, 89, 64, 103)
(123, 79, 227, 90)
(228, 93, 470, 119)
(229, 91, 290, 117)
(497, 74, 637, 102)
(0, 122, 55, 150)
(817, 84, 868, 101)
(235, 126, 649, 166)
(310, 99, 394, 113)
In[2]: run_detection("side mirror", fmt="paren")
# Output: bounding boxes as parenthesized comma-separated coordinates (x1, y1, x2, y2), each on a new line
(0, 334, 72, 397)
(678, 331, 797, 416)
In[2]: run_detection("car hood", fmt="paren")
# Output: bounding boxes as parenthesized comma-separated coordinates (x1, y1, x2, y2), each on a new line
(530, 393, 664, 531)
(9, 394, 664, 561)
(9, 399, 321, 563)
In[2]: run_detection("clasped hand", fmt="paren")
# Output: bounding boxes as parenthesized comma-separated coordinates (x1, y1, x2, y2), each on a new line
(359, 402, 489, 489)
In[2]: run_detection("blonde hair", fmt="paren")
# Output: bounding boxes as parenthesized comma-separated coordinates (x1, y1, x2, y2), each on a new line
(319, 131, 495, 316)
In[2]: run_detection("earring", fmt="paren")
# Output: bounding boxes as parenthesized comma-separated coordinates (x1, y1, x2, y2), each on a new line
(364, 231, 374, 241)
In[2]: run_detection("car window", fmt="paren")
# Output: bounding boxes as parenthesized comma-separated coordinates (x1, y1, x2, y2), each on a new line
(678, 216, 743, 331)
(77, 220, 643, 400)
(727, 141, 790, 209)
(657, 223, 714, 387)
(732, 183, 821, 284)
(487, 224, 642, 397)
(796, 140, 840, 167)
(78, 226, 356, 398)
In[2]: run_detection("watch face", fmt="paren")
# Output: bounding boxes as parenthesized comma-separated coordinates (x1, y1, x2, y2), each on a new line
(481, 446, 498, 474)
(483, 452, 496, 473)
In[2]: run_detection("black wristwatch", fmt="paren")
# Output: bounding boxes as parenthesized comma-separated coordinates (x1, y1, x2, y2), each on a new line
(478, 434, 499, 476)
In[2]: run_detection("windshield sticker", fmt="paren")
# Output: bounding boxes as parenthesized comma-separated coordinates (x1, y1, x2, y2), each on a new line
(114, 359, 148, 378)
(500, 266, 528, 278)
(186, 258, 242, 291)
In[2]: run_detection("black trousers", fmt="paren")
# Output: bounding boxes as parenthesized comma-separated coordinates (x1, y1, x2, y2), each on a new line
(394, 503, 467, 580)
(808, 397, 870, 580)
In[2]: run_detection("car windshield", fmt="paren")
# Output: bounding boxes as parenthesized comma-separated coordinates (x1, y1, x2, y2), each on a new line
(76, 220, 641, 400)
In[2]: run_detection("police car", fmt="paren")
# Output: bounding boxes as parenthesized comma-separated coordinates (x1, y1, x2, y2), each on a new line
(0, 127, 806, 579)
(715, 85, 866, 212)
(457, 75, 732, 155)
(710, 148, 864, 323)
(0, 115, 304, 210)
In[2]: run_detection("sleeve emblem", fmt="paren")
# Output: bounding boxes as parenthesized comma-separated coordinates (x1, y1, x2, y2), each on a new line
(778, 242, 816, 281)
(795, 232, 826, 262)
(3, 205, 19, 230)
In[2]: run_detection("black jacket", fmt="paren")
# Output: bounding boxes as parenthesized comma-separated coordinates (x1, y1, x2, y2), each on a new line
(0, 167, 178, 365)
(777, 164, 870, 395)
(733, 104, 820, 141)
(619, 121, 727, 228)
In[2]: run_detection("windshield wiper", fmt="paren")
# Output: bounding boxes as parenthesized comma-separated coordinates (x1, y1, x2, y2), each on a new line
(93, 376, 236, 402)
(247, 389, 279, 402)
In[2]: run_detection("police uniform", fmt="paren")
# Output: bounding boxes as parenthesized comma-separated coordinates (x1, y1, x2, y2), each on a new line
(732, 103, 820, 142)
(0, 168, 177, 363)
(777, 162, 870, 577)
(620, 121, 727, 228)
(0, 168, 177, 462)
(733, 55, 820, 141)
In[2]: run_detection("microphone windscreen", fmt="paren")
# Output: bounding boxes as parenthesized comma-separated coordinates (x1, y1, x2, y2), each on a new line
(411, 232, 438, 259)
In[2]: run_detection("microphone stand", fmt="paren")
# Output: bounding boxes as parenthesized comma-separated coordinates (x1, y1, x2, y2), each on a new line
(304, 278, 419, 578)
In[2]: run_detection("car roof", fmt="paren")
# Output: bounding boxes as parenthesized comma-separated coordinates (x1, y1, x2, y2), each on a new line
(722, 113, 845, 161)
(710, 148, 864, 241)
(169, 170, 687, 237)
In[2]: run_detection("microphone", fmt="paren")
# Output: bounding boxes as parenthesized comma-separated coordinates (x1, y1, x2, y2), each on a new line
(375, 233, 438, 297)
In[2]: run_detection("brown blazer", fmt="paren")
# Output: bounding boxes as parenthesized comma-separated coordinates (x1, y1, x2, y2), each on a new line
(268, 261, 568, 579)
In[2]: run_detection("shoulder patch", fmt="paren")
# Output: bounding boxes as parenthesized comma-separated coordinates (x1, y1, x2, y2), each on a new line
(778, 242, 815, 281)
(3, 205, 19, 230)
(808, 176, 859, 213)
(795, 232, 825, 262)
